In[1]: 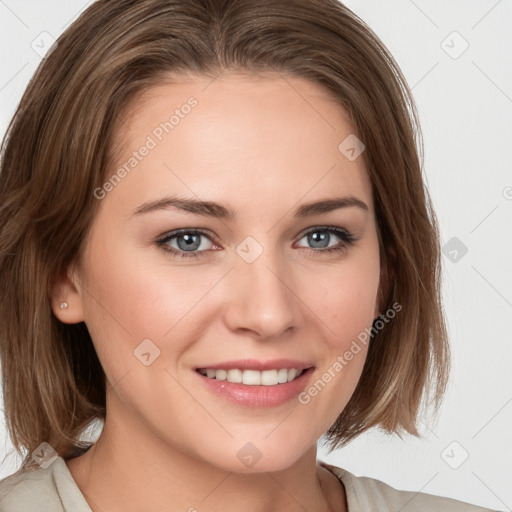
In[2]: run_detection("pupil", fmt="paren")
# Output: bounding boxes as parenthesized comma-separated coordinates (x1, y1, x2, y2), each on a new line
(309, 231, 329, 248)
(178, 234, 200, 251)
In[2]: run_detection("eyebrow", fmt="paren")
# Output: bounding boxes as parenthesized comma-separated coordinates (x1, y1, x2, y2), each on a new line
(131, 195, 368, 220)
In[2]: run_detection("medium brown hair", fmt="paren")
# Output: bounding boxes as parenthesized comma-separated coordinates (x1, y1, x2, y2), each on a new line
(0, 0, 449, 472)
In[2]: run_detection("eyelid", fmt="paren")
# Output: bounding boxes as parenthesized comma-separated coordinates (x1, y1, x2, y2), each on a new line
(156, 228, 220, 252)
(156, 225, 354, 243)
(156, 225, 357, 258)
(299, 225, 356, 241)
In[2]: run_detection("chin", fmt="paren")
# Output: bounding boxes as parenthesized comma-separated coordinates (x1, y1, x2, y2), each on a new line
(190, 436, 312, 474)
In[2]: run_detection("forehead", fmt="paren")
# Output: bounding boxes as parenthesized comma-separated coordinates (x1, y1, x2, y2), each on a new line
(130, 70, 347, 114)
(115, 70, 354, 150)
(105, 71, 373, 217)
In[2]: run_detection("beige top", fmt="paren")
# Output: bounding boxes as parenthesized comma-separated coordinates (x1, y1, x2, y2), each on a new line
(0, 457, 499, 511)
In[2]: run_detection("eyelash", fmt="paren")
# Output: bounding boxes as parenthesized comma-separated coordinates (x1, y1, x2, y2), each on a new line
(156, 226, 357, 259)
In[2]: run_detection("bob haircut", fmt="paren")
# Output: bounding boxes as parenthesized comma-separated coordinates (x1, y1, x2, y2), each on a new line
(0, 0, 449, 472)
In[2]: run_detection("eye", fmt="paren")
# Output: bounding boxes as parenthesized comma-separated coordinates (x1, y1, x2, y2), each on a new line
(294, 226, 357, 255)
(156, 228, 217, 259)
(156, 226, 357, 259)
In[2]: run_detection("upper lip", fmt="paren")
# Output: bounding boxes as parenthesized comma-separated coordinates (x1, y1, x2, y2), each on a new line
(195, 359, 314, 371)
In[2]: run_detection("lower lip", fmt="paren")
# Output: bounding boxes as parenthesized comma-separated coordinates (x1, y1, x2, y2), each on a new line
(195, 368, 315, 407)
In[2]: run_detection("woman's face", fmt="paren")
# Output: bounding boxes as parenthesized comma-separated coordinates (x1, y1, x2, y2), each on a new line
(63, 72, 382, 472)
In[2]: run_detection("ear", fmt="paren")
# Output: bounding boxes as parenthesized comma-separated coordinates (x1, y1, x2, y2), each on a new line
(50, 263, 85, 324)
(374, 245, 396, 318)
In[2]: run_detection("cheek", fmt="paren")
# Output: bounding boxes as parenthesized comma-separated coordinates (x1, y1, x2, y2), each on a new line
(300, 248, 381, 347)
(330, 275, 379, 346)
(293, 246, 380, 418)
(78, 233, 203, 369)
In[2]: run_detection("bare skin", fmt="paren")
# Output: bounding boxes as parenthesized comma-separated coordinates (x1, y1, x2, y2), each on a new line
(53, 71, 383, 512)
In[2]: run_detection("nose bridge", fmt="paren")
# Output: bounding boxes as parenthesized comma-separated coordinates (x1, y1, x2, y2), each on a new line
(224, 236, 298, 337)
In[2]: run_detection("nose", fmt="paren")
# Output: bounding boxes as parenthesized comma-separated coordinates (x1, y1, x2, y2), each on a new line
(222, 243, 300, 340)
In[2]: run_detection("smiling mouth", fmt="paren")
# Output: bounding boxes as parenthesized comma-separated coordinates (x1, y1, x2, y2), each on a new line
(196, 367, 310, 386)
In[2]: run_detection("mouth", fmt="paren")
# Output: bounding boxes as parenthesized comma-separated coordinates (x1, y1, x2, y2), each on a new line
(194, 362, 315, 407)
(196, 367, 310, 386)
(193, 359, 315, 407)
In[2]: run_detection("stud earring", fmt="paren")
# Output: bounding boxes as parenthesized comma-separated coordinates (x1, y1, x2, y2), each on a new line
(59, 302, 68, 309)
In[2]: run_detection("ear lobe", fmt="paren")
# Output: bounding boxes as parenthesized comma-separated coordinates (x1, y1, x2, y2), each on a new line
(50, 264, 85, 324)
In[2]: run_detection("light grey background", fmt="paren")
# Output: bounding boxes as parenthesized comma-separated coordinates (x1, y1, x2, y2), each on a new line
(0, 1, 511, 510)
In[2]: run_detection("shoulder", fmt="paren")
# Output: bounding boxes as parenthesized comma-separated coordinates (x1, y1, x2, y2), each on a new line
(0, 457, 91, 512)
(0, 463, 61, 511)
(320, 462, 500, 512)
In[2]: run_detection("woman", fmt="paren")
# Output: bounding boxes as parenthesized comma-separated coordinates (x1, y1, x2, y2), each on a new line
(0, 0, 499, 510)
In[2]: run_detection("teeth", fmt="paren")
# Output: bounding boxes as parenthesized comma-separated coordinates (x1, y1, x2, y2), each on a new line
(277, 368, 288, 383)
(198, 368, 306, 385)
(243, 370, 261, 385)
(227, 369, 243, 383)
(261, 370, 278, 385)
